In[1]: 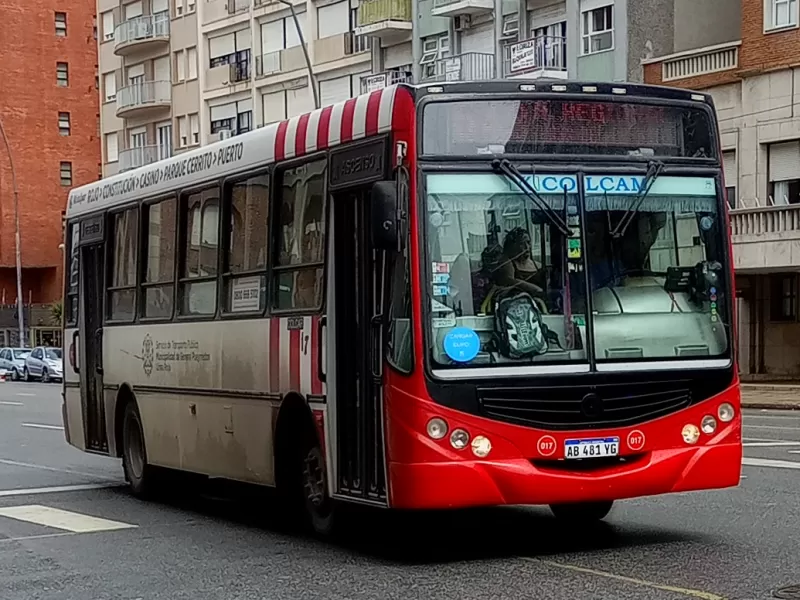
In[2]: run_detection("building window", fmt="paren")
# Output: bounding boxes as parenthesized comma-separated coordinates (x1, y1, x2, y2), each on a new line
(60, 162, 72, 186)
(768, 141, 800, 204)
(179, 187, 220, 316)
(106, 132, 119, 163)
(581, 4, 613, 55)
(726, 186, 737, 209)
(188, 46, 198, 79)
(102, 11, 114, 41)
(104, 72, 116, 102)
(223, 174, 270, 313)
(419, 34, 450, 79)
(58, 112, 71, 136)
(143, 198, 177, 319)
(273, 160, 326, 311)
(175, 0, 184, 15)
(174, 50, 186, 81)
(56, 62, 69, 86)
(108, 209, 138, 321)
(190, 113, 200, 144)
(210, 101, 252, 136)
(188, 0, 196, 12)
(771, 274, 798, 321)
(767, 0, 798, 29)
(55, 12, 67, 36)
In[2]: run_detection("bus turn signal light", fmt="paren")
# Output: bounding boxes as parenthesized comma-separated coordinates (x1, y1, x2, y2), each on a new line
(682, 424, 700, 444)
(426, 418, 448, 440)
(471, 436, 491, 458)
(718, 403, 735, 423)
(450, 429, 469, 450)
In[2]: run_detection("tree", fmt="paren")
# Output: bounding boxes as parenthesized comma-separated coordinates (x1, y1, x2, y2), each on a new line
(50, 301, 63, 326)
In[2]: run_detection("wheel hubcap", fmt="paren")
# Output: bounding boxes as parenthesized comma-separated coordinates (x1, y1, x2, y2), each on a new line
(125, 419, 145, 479)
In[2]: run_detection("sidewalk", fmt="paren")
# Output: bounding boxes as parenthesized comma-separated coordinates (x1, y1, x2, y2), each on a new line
(741, 383, 800, 410)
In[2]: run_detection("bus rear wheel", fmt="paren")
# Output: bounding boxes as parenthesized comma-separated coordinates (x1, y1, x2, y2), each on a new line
(549, 501, 613, 523)
(300, 438, 335, 536)
(121, 401, 159, 498)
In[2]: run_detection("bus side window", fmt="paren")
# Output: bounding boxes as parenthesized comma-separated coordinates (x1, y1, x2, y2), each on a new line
(179, 187, 220, 316)
(272, 159, 326, 312)
(142, 198, 177, 319)
(107, 208, 138, 322)
(66, 222, 80, 325)
(387, 169, 413, 373)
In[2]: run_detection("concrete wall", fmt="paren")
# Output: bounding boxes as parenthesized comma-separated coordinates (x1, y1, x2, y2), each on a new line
(673, 0, 739, 53)
(625, 0, 673, 81)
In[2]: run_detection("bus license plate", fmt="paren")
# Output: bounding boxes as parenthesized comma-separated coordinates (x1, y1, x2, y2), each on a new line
(564, 437, 620, 459)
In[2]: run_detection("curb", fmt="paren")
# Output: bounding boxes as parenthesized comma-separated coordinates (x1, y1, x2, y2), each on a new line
(742, 402, 800, 410)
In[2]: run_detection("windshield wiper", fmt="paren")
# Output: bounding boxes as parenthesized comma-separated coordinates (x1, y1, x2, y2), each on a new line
(610, 160, 665, 239)
(491, 158, 571, 237)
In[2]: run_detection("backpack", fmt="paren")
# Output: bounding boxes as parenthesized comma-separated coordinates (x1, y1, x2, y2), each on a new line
(492, 289, 549, 359)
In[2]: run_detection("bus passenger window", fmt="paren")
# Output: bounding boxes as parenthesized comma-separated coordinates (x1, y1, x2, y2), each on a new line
(180, 187, 220, 316)
(107, 208, 138, 321)
(224, 174, 269, 313)
(142, 198, 176, 319)
(66, 222, 80, 325)
(273, 160, 326, 311)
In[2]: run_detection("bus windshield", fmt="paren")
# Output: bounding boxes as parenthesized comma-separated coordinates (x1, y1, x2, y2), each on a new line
(424, 173, 730, 371)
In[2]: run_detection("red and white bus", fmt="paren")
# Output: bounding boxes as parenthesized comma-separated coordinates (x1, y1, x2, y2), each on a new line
(63, 80, 741, 532)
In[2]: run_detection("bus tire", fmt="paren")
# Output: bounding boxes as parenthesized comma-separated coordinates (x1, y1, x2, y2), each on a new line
(300, 437, 335, 536)
(121, 401, 158, 499)
(549, 501, 613, 523)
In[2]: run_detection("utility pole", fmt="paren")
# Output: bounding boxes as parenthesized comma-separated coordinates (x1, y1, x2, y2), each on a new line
(277, 0, 320, 109)
(0, 117, 24, 347)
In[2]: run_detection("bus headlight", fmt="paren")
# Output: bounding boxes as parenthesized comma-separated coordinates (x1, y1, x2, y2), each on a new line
(701, 415, 717, 434)
(682, 424, 700, 444)
(426, 418, 448, 440)
(718, 403, 735, 423)
(471, 436, 491, 458)
(450, 429, 469, 450)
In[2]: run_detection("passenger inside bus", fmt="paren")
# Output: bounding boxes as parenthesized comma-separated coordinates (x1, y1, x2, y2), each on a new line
(478, 243, 548, 315)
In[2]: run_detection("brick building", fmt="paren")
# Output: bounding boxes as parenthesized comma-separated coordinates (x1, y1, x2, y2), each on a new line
(0, 0, 100, 346)
(643, 0, 800, 379)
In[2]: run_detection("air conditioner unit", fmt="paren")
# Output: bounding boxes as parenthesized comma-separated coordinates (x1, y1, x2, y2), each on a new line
(453, 15, 471, 31)
(219, 129, 233, 140)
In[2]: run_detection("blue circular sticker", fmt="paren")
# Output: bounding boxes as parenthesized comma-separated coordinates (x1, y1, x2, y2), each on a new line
(443, 327, 481, 363)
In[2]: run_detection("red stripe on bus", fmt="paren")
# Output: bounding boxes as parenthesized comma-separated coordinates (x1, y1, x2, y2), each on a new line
(310, 315, 322, 395)
(269, 319, 280, 393)
(365, 90, 382, 136)
(275, 120, 289, 161)
(295, 113, 310, 157)
(340, 98, 358, 142)
(289, 328, 301, 390)
(317, 105, 333, 150)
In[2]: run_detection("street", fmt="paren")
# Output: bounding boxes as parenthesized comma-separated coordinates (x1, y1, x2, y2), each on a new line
(0, 383, 798, 600)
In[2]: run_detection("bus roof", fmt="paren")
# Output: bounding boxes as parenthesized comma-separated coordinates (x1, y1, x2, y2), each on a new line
(66, 84, 405, 219)
(66, 79, 711, 219)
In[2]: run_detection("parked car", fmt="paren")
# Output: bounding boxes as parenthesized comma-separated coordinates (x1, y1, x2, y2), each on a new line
(23, 347, 63, 382)
(0, 347, 32, 381)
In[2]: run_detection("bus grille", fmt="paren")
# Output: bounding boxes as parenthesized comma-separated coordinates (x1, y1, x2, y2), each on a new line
(478, 380, 693, 430)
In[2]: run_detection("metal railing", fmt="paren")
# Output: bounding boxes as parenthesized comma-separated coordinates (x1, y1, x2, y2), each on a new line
(346, 31, 372, 54)
(256, 52, 282, 77)
(116, 80, 171, 113)
(229, 60, 251, 82)
(227, 0, 250, 14)
(730, 204, 800, 237)
(358, 0, 411, 26)
(119, 145, 162, 172)
(420, 52, 494, 82)
(360, 69, 412, 93)
(114, 14, 170, 48)
(504, 35, 566, 76)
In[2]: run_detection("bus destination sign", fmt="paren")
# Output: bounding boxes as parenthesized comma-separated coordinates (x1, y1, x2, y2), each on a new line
(329, 138, 387, 190)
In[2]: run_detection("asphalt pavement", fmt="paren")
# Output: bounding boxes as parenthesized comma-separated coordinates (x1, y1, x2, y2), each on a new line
(0, 381, 799, 600)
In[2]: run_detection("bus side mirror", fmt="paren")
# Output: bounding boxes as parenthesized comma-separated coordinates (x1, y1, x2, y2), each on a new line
(371, 180, 398, 250)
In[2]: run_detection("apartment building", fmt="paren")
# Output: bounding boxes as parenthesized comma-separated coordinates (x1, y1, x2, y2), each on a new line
(98, 0, 375, 175)
(0, 0, 99, 346)
(643, 0, 800, 379)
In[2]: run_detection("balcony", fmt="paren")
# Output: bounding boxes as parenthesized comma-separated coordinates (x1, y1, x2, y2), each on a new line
(314, 32, 371, 66)
(731, 204, 800, 272)
(256, 46, 308, 78)
(642, 41, 740, 86)
(432, 0, 492, 17)
(204, 0, 250, 24)
(420, 52, 494, 83)
(119, 145, 162, 172)
(355, 0, 412, 42)
(114, 14, 170, 56)
(361, 69, 412, 93)
(504, 35, 567, 80)
(206, 59, 251, 90)
(116, 80, 171, 118)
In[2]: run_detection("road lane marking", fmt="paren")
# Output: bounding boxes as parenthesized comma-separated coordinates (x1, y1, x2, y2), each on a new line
(744, 425, 800, 432)
(0, 483, 121, 498)
(15, 393, 35, 397)
(742, 457, 800, 470)
(0, 401, 23, 406)
(0, 505, 136, 533)
(531, 559, 725, 600)
(0, 532, 76, 544)
(743, 441, 800, 447)
(0, 458, 120, 482)
(21, 423, 64, 431)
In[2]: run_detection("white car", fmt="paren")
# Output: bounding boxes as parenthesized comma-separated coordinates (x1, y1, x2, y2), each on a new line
(23, 347, 63, 383)
(0, 347, 31, 381)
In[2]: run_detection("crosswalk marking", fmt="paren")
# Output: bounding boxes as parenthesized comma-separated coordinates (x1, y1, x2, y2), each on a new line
(742, 457, 800, 470)
(0, 505, 136, 533)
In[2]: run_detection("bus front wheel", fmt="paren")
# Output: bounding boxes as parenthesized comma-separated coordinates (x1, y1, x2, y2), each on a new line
(121, 401, 158, 498)
(549, 501, 614, 523)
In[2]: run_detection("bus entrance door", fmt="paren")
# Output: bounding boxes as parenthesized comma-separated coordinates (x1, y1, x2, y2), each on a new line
(79, 240, 107, 452)
(331, 187, 388, 505)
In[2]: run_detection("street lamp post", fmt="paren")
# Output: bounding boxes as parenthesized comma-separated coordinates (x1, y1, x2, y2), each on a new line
(276, 0, 320, 109)
(0, 117, 25, 347)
